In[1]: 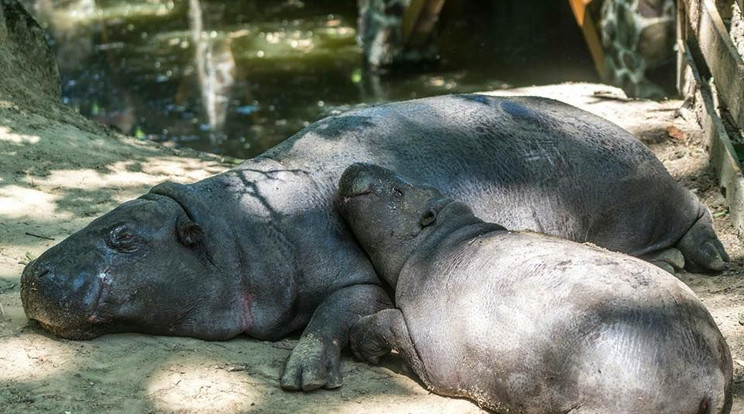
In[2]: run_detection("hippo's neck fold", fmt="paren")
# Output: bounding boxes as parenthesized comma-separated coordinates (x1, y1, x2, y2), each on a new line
(391, 202, 506, 288)
(148, 159, 308, 341)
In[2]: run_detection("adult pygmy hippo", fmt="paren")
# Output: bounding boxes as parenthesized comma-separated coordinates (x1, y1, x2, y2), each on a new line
(21, 94, 728, 392)
(337, 163, 733, 413)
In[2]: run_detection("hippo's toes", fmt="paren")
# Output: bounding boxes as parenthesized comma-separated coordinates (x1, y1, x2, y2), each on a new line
(349, 314, 394, 365)
(280, 333, 342, 392)
(641, 248, 685, 274)
(677, 212, 730, 273)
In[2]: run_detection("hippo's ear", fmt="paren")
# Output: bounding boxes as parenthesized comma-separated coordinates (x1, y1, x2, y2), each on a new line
(419, 198, 449, 228)
(420, 210, 437, 227)
(176, 213, 204, 246)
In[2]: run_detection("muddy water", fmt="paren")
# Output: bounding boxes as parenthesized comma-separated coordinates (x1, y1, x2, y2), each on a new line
(25, 0, 596, 159)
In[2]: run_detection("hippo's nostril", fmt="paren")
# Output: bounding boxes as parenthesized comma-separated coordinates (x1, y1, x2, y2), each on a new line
(21, 260, 50, 282)
(28, 265, 51, 281)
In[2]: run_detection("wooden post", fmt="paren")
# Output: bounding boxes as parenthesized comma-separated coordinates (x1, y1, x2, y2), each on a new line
(402, 0, 447, 49)
(568, 0, 607, 80)
(676, 0, 687, 94)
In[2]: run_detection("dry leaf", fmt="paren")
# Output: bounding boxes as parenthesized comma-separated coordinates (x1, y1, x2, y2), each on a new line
(667, 125, 687, 141)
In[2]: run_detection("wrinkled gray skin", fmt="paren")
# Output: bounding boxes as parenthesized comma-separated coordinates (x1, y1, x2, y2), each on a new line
(21, 94, 728, 392)
(337, 163, 733, 413)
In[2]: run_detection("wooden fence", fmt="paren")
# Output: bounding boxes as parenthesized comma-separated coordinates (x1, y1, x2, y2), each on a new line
(677, 0, 744, 238)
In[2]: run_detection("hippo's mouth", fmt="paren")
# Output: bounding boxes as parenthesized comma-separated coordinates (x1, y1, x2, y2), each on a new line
(22, 268, 110, 340)
(338, 189, 376, 217)
(340, 189, 371, 203)
(85, 272, 110, 324)
(35, 320, 103, 340)
(31, 278, 108, 340)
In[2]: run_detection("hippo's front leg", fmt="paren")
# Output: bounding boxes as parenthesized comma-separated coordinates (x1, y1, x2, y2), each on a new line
(349, 308, 431, 388)
(280, 284, 392, 391)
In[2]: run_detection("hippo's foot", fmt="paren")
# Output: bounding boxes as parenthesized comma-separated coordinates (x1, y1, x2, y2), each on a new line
(280, 333, 342, 391)
(677, 212, 730, 273)
(350, 309, 431, 388)
(641, 248, 685, 274)
(280, 284, 394, 392)
(350, 312, 395, 365)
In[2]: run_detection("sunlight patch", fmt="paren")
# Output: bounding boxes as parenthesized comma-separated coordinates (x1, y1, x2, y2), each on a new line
(139, 156, 228, 180)
(38, 0, 175, 30)
(45, 168, 158, 189)
(39, 159, 221, 195)
(147, 359, 263, 412)
(0, 186, 63, 219)
(0, 126, 41, 144)
(0, 336, 73, 381)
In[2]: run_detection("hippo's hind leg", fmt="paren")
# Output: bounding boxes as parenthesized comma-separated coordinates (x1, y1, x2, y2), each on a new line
(677, 211, 730, 273)
(349, 309, 431, 387)
(641, 248, 685, 274)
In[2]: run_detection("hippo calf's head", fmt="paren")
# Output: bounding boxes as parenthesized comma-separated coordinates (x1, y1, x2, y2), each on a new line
(21, 193, 213, 340)
(335, 163, 468, 285)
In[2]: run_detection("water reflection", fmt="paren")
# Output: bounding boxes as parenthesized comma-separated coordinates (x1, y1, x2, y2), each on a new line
(25, 0, 597, 159)
(187, 0, 235, 141)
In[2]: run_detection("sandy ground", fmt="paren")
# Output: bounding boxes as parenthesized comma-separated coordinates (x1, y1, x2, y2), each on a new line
(1, 82, 743, 413)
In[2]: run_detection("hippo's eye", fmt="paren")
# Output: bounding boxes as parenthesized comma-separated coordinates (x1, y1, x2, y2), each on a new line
(109, 226, 139, 252)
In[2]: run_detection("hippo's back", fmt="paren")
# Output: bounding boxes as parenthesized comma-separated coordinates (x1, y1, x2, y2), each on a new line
(397, 231, 732, 413)
(260, 94, 699, 256)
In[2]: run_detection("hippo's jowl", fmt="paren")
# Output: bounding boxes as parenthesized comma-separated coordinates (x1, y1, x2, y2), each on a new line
(336, 163, 732, 413)
(21, 94, 728, 391)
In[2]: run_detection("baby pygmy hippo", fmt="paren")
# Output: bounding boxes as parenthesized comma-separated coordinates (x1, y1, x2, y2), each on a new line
(335, 163, 732, 414)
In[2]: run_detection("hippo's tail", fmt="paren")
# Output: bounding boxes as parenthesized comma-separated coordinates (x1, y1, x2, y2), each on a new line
(676, 209, 730, 273)
(697, 375, 733, 414)
(697, 319, 734, 414)
(698, 394, 733, 414)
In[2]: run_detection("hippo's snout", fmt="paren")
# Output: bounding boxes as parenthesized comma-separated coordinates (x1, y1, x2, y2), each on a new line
(338, 163, 399, 201)
(21, 256, 104, 339)
(338, 164, 377, 199)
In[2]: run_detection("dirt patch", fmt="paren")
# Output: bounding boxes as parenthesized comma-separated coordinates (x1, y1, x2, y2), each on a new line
(1, 83, 743, 413)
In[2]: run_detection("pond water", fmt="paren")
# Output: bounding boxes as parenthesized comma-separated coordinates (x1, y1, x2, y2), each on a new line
(25, 0, 597, 159)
